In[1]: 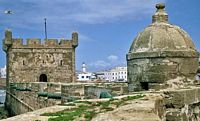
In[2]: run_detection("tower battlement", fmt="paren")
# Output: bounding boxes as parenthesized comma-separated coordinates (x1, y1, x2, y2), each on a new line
(3, 29, 78, 84)
(3, 30, 78, 50)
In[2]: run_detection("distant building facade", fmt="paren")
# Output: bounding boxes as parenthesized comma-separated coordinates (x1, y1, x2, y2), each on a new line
(0, 66, 6, 78)
(95, 71, 105, 80)
(104, 67, 127, 82)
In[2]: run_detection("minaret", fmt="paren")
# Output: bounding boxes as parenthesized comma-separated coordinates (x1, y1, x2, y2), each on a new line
(82, 62, 86, 73)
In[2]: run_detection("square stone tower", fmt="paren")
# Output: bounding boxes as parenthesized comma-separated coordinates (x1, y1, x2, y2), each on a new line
(3, 29, 78, 84)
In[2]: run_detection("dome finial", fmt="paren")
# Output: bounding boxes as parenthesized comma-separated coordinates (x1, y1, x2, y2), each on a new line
(156, 3, 165, 11)
(152, 3, 168, 23)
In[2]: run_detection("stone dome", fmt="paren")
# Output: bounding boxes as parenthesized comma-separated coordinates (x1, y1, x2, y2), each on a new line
(129, 3, 197, 54)
(127, 3, 199, 92)
(129, 23, 196, 53)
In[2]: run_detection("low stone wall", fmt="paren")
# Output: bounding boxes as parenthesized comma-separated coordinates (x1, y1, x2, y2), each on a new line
(4, 86, 200, 121)
(90, 86, 200, 121)
(7, 82, 62, 115)
(61, 83, 128, 104)
(61, 84, 85, 104)
(84, 84, 128, 99)
(5, 91, 34, 115)
(160, 87, 200, 120)
(84, 86, 110, 99)
(7, 82, 128, 115)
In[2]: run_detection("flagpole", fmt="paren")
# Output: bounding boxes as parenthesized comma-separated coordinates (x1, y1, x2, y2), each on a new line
(44, 18, 47, 40)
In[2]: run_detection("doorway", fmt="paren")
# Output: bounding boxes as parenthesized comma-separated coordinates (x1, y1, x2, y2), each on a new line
(140, 82, 149, 90)
(39, 74, 47, 82)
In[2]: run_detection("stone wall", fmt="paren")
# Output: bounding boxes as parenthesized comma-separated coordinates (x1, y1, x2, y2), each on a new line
(160, 87, 200, 120)
(5, 83, 200, 121)
(6, 82, 62, 116)
(91, 86, 200, 121)
(61, 83, 128, 104)
(6, 82, 128, 115)
(5, 91, 34, 115)
(0, 78, 6, 89)
(61, 84, 85, 104)
(3, 30, 78, 84)
(127, 57, 199, 91)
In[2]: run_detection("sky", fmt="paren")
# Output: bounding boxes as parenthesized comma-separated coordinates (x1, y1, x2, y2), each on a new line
(0, 0, 199, 72)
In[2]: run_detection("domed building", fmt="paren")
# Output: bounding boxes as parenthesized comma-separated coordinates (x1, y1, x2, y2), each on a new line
(127, 3, 199, 91)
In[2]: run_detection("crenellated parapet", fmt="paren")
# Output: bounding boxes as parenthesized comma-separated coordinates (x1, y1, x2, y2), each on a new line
(3, 29, 78, 85)
(3, 30, 78, 50)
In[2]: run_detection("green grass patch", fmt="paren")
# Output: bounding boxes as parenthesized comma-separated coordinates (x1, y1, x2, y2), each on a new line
(113, 95, 145, 107)
(43, 94, 145, 121)
(97, 101, 110, 108)
(45, 105, 92, 121)
(84, 111, 97, 121)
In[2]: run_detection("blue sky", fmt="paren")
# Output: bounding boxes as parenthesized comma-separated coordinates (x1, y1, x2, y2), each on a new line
(0, 0, 199, 72)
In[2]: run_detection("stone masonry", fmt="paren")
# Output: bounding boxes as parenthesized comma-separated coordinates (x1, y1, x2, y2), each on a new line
(127, 3, 199, 91)
(3, 30, 78, 83)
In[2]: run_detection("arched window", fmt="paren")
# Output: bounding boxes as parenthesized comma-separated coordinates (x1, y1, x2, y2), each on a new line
(39, 74, 47, 82)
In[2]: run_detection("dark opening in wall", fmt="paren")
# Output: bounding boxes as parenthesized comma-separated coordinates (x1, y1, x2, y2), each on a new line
(39, 74, 47, 82)
(60, 60, 63, 66)
(140, 82, 149, 90)
(22, 60, 25, 65)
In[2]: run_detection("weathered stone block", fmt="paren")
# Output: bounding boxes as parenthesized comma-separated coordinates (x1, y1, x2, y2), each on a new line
(165, 109, 181, 121)
(163, 90, 185, 109)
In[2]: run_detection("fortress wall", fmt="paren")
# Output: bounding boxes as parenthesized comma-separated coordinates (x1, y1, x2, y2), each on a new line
(10, 32, 78, 49)
(5, 91, 34, 116)
(61, 83, 128, 104)
(7, 82, 128, 115)
(4, 87, 200, 121)
(92, 87, 200, 121)
(8, 47, 74, 83)
(4, 30, 78, 85)
(160, 87, 200, 120)
(0, 78, 6, 89)
(7, 82, 62, 116)
(11, 37, 76, 48)
(5, 81, 200, 120)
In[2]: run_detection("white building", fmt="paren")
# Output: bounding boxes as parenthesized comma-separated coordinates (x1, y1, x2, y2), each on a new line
(77, 63, 95, 81)
(95, 71, 105, 80)
(104, 66, 127, 82)
(0, 66, 6, 78)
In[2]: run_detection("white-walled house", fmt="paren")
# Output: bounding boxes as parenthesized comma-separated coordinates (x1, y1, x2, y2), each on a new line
(77, 62, 96, 81)
(104, 66, 127, 82)
(77, 72, 95, 81)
